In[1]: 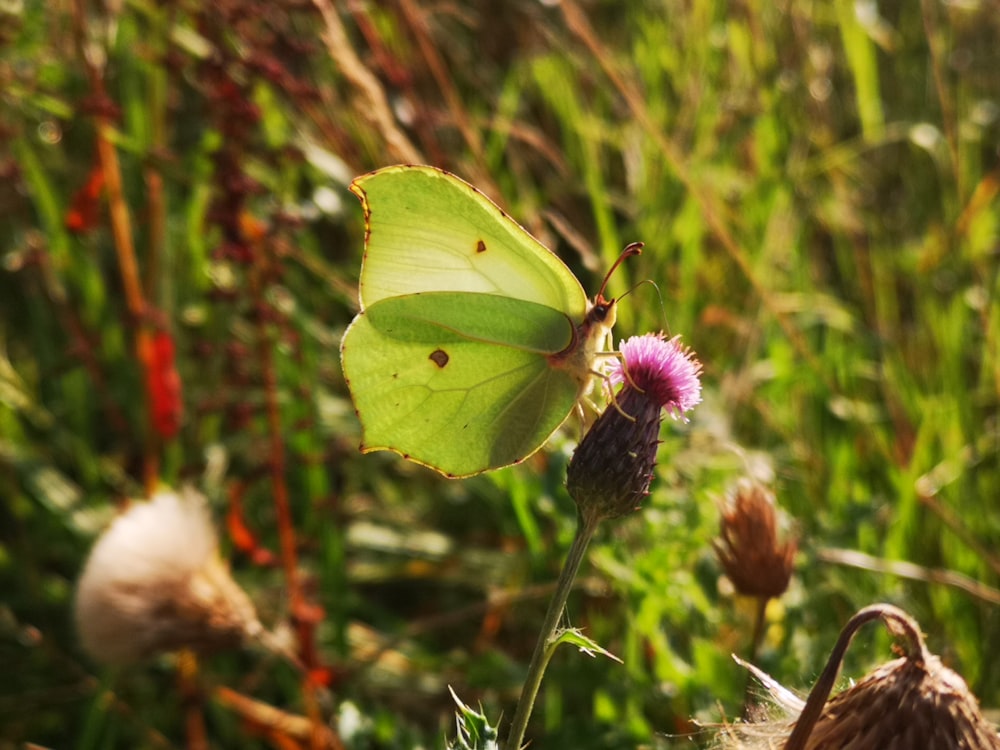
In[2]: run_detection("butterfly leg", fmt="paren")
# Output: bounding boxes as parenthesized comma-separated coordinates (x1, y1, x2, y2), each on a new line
(590, 351, 638, 421)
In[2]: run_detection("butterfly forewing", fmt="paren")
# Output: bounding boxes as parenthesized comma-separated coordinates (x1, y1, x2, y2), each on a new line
(352, 166, 588, 318)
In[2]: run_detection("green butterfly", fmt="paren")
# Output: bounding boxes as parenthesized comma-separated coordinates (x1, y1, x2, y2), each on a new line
(340, 165, 638, 478)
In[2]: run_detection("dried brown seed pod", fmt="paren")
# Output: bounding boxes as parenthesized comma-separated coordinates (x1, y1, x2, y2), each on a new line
(714, 480, 797, 600)
(717, 603, 1000, 750)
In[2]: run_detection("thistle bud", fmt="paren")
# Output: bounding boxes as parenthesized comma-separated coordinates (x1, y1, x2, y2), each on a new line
(74, 487, 262, 665)
(567, 333, 702, 522)
(714, 480, 796, 600)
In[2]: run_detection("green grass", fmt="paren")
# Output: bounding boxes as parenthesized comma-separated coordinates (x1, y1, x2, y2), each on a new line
(1, 0, 999, 747)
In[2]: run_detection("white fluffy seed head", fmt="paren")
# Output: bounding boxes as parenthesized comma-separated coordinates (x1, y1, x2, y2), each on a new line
(74, 487, 261, 665)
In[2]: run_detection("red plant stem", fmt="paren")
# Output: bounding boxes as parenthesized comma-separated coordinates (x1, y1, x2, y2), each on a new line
(70, 0, 159, 492)
(214, 686, 343, 749)
(144, 107, 165, 300)
(252, 277, 326, 750)
(257, 331, 300, 606)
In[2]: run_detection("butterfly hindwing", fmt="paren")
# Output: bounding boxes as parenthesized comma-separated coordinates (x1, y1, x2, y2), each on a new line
(342, 292, 580, 476)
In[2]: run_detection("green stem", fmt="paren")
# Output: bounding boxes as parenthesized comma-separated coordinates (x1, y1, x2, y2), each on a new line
(504, 509, 602, 750)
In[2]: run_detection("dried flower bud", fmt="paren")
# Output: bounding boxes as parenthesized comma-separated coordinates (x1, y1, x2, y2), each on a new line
(801, 651, 1000, 749)
(714, 480, 796, 599)
(74, 487, 262, 665)
(567, 333, 701, 522)
(718, 604, 1000, 750)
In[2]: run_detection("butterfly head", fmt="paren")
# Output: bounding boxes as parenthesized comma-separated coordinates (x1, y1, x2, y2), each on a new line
(585, 241, 643, 338)
(584, 293, 617, 341)
(551, 242, 642, 390)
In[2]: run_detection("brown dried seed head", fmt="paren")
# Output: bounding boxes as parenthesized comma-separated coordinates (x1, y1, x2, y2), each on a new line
(802, 652, 1000, 750)
(74, 487, 262, 665)
(714, 481, 796, 599)
(717, 605, 1000, 750)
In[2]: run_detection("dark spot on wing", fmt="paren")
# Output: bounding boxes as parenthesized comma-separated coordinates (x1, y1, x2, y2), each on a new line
(429, 349, 449, 368)
(476, 239, 487, 253)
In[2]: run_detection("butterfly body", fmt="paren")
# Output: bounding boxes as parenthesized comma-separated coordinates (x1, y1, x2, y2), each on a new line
(549, 295, 617, 388)
(340, 165, 630, 477)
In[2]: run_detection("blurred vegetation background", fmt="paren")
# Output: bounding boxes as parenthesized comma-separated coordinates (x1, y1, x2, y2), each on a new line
(1, 0, 998, 747)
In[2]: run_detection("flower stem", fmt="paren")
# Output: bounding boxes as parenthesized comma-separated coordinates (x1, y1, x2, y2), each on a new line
(742, 596, 769, 718)
(504, 508, 602, 750)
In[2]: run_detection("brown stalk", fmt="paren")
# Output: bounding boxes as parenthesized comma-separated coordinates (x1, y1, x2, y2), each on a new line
(784, 604, 924, 750)
(960, 169, 1000, 401)
(143, 68, 166, 302)
(397, 0, 483, 163)
(177, 651, 208, 750)
(818, 547, 1000, 606)
(346, 2, 445, 166)
(918, 472, 1000, 578)
(312, 0, 422, 164)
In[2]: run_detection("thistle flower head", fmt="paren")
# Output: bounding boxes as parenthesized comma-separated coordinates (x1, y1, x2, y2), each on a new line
(74, 487, 262, 665)
(608, 333, 703, 419)
(568, 333, 702, 522)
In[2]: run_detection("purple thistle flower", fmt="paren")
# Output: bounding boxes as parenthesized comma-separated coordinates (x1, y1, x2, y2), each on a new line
(567, 333, 702, 522)
(608, 333, 702, 420)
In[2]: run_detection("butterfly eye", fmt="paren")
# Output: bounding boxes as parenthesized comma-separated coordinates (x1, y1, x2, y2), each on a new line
(589, 299, 615, 323)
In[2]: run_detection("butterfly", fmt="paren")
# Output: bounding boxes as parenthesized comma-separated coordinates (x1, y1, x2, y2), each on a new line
(340, 165, 639, 477)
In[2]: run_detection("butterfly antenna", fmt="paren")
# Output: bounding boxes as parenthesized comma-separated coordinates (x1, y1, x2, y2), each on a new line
(640, 277, 668, 331)
(597, 242, 643, 300)
(615, 276, 672, 340)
